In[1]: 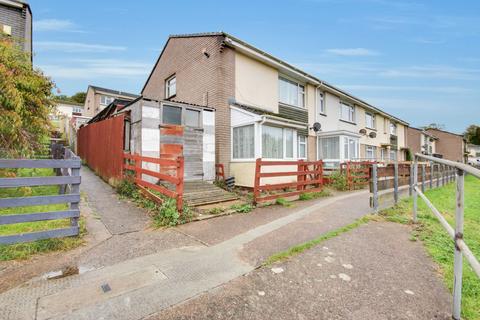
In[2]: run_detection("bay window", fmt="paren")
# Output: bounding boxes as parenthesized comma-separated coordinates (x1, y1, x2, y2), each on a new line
(340, 102, 355, 123)
(279, 77, 305, 108)
(233, 125, 255, 159)
(318, 136, 340, 161)
(390, 149, 397, 161)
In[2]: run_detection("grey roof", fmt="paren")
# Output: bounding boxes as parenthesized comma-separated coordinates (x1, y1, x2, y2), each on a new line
(164, 32, 408, 125)
(89, 85, 139, 99)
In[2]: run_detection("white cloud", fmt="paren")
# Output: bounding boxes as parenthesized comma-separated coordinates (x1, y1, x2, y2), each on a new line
(34, 19, 82, 32)
(35, 41, 126, 53)
(325, 48, 380, 56)
(379, 66, 480, 80)
(40, 59, 151, 79)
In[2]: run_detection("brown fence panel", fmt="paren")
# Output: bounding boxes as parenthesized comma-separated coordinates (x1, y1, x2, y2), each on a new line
(253, 159, 323, 204)
(77, 115, 125, 182)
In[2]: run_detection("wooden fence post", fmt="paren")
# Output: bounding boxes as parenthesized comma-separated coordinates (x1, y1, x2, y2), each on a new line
(297, 159, 305, 191)
(347, 161, 352, 190)
(253, 158, 261, 205)
(135, 153, 141, 183)
(70, 157, 80, 228)
(176, 156, 184, 213)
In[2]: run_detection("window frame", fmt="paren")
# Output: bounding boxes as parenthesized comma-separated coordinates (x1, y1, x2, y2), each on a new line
(365, 112, 376, 129)
(165, 74, 177, 99)
(100, 95, 114, 106)
(278, 76, 306, 109)
(365, 145, 376, 160)
(389, 122, 397, 135)
(316, 89, 326, 120)
(339, 102, 355, 123)
(298, 135, 307, 159)
(232, 124, 256, 160)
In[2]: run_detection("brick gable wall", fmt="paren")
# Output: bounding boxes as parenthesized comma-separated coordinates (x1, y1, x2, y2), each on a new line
(142, 35, 235, 175)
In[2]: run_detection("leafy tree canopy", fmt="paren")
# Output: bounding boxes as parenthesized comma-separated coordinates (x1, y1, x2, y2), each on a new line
(0, 34, 55, 157)
(464, 125, 480, 145)
(54, 91, 86, 104)
(422, 123, 446, 130)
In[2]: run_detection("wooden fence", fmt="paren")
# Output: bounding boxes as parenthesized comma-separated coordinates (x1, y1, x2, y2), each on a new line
(123, 153, 184, 212)
(341, 161, 378, 190)
(0, 149, 81, 245)
(369, 161, 456, 211)
(253, 159, 323, 204)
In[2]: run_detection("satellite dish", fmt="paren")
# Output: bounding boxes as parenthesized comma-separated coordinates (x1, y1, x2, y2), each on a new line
(369, 132, 377, 138)
(311, 122, 321, 132)
(359, 129, 367, 135)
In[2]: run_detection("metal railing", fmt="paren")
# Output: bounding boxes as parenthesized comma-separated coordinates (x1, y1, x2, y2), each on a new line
(412, 153, 480, 320)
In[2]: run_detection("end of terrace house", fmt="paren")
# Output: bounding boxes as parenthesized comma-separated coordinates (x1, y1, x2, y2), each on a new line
(140, 32, 409, 188)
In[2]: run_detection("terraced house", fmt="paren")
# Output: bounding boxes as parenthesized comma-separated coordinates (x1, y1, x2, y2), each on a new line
(142, 32, 408, 187)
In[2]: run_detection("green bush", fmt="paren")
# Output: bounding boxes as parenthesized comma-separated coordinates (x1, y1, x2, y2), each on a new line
(328, 170, 348, 191)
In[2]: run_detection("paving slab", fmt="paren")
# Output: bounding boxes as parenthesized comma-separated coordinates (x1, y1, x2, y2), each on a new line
(149, 222, 452, 320)
(80, 166, 150, 234)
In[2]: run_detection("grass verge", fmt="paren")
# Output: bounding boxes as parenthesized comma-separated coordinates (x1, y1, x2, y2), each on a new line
(378, 175, 480, 320)
(0, 168, 86, 261)
(264, 216, 371, 266)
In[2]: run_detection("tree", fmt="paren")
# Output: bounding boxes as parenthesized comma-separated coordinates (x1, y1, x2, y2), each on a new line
(0, 34, 55, 158)
(70, 92, 86, 104)
(422, 123, 446, 130)
(464, 125, 480, 145)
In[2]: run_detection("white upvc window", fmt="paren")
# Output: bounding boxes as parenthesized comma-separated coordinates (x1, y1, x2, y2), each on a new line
(298, 135, 307, 159)
(316, 89, 325, 116)
(365, 112, 376, 129)
(232, 124, 255, 160)
(366, 145, 376, 160)
(73, 106, 83, 114)
(343, 136, 359, 160)
(317, 134, 359, 168)
(389, 122, 397, 135)
(262, 125, 297, 159)
(390, 149, 397, 161)
(340, 102, 355, 123)
(165, 75, 176, 98)
(279, 76, 305, 108)
(381, 148, 386, 161)
(100, 95, 114, 106)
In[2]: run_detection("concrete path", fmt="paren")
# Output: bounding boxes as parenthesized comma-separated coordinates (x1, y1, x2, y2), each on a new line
(150, 222, 451, 320)
(0, 168, 452, 319)
(0, 190, 376, 319)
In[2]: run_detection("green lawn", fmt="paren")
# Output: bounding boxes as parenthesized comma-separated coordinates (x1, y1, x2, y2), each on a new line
(0, 168, 85, 261)
(380, 174, 480, 320)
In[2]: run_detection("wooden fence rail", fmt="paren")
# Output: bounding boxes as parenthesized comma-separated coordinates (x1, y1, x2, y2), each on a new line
(0, 148, 81, 245)
(341, 161, 378, 190)
(123, 153, 184, 213)
(253, 158, 323, 204)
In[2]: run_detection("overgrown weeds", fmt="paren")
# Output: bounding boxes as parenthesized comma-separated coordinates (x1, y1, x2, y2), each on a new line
(116, 179, 193, 227)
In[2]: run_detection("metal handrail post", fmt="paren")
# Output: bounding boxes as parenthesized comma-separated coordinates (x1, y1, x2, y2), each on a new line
(452, 168, 464, 320)
(413, 156, 418, 223)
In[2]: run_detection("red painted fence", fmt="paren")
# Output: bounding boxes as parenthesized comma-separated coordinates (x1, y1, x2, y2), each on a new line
(253, 159, 323, 204)
(77, 114, 125, 182)
(123, 153, 184, 213)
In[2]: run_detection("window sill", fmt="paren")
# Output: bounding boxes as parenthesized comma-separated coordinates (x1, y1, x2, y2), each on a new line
(339, 119, 356, 125)
(366, 127, 377, 131)
(318, 113, 327, 118)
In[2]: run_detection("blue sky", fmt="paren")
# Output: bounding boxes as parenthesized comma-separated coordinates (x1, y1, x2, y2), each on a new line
(30, 0, 480, 133)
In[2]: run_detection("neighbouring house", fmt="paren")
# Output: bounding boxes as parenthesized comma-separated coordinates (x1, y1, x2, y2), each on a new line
(0, 0, 32, 56)
(406, 127, 438, 157)
(83, 85, 139, 117)
(141, 32, 409, 187)
(467, 144, 480, 166)
(407, 127, 466, 162)
(49, 100, 85, 146)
